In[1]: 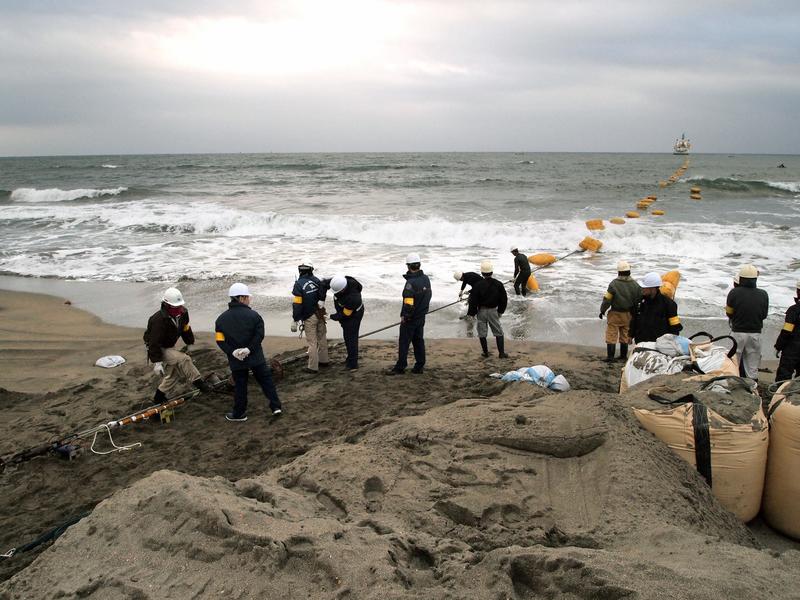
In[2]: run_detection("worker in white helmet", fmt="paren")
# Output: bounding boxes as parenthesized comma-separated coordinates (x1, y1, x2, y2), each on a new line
(599, 260, 642, 362)
(322, 274, 365, 370)
(144, 287, 211, 403)
(291, 258, 330, 374)
(726, 264, 769, 380)
(630, 272, 682, 344)
(388, 252, 432, 375)
(215, 283, 282, 421)
(467, 260, 509, 358)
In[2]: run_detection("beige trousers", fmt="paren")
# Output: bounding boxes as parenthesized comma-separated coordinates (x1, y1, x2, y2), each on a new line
(157, 347, 201, 397)
(605, 310, 632, 344)
(304, 312, 329, 371)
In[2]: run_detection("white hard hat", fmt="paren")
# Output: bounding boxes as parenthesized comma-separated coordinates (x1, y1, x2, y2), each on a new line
(510, 245, 518, 252)
(480, 260, 493, 274)
(639, 272, 662, 289)
(228, 282, 251, 297)
(330, 275, 348, 293)
(298, 258, 314, 269)
(617, 260, 630, 272)
(406, 252, 421, 264)
(739, 264, 758, 279)
(162, 287, 185, 307)
(453, 271, 463, 281)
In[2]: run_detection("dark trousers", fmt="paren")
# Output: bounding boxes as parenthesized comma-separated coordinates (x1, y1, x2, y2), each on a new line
(776, 347, 800, 384)
(231, 362, 281, 417)
(513, 272, 530, 296)
(340, 310, 363, 368)
(395, 318, 426, 371)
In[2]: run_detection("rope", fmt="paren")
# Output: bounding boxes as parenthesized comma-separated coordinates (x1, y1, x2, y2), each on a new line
(90, 424, 142, 456)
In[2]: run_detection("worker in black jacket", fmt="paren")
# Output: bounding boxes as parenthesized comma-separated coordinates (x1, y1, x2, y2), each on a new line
(322, 275, 364, 370)
(454, 270, 483, 299)
(775, 280, 800, 383)
(291, 259, 329, 374)
(511, 246, 531, 296)
(388, 252, 432, 375)
(467, 260, 509, 358)
(144, 287, 210, 402)
(630, 272, 682, 343)
(215, 283, 282, 422)
(725, 264, 769, 380)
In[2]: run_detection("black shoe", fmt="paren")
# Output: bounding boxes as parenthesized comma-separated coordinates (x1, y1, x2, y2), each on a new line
(345, 365, 359, 371)
(193, 378, 212, 393)
(618, 344, 629, 362)
(411, 367, 424, 374)
(605, 343, 616, 363)
(480, 337, 489, 357)
(496, 336, 509, 359)
(271, 408, 282, 417)
(153, 388, 168, 403)
(386, 368, 404, 376)
(303, 367, 318, 374)
(225, 413, 247, 422)
(319, 362, 331, 368)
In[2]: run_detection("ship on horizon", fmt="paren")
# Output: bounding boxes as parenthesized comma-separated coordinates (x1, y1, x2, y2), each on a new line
(673, 133, 691, 155)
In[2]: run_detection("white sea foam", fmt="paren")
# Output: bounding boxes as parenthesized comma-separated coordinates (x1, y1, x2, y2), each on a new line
(9, 187, 128, 203)
(101, 164, 118, 169)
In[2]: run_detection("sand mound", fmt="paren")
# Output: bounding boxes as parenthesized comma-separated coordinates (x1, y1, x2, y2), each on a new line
(5, 388, 799, 599)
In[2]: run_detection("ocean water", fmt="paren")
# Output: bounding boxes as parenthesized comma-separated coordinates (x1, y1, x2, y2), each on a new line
(0, 152, 797, 344)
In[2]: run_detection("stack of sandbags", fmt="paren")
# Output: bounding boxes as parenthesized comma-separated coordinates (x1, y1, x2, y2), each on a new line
(623, 374, 768, 522)
(763, 379, 800, 538)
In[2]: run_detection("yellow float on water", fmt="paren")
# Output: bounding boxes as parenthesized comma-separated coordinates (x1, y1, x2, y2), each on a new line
(690, 193, 702, 200)
(690, 187, 701, 194)
(529, 253, 557, 266)
(579, 236, 603, 252)
(652, 209, 665, 216)
(585, 219, 605, 231)
(626, 211, 640, 218)
(609, 217, 626, 225)
(527, 273, 540, 291)
(646, 195, 657, 201)
(636, 202, 651, 210)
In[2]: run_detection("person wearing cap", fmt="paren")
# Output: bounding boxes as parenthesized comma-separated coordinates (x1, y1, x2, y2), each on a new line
(322, 275, 364, 370)
(453, 270, 483, 301)
(725, 264, 769, 380)
(144, 287, 211, 403)
(291, 259, 329, 374)
(511, 246, 532, 296)
(388, 252, 432, 375)
(599, 260, 642, 362)
(630, 272, 682, 344)
(215, 283, 282, 421)
(467, 260, 509, 358)
(775, 281, 800, 383)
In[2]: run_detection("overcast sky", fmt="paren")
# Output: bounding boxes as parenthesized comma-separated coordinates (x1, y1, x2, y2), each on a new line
(1, 0, 798, 155)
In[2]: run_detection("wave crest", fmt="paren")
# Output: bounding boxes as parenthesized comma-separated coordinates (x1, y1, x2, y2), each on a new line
(9, 187, 128, 203)
(684, 177, 800, 194)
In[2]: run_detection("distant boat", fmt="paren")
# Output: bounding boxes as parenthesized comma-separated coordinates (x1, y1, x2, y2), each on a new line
(673, 133, 691, 155)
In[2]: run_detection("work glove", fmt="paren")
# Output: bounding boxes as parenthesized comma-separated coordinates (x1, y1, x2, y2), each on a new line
(290, 321, 298, 333)
(153, 362, 165, 376)
(232, 347, 251, 361)
(599, 313, 605, 320)
(458, 291, 464, 301)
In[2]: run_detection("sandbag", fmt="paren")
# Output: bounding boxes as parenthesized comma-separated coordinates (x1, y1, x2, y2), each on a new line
(528, 253, 556, 266)
(95, 355, 126, 368)
(688, 333, 739, 377)
(763, 379, 800, 538)
(619, 342, 692, 393)
(627, 375, 768, 521)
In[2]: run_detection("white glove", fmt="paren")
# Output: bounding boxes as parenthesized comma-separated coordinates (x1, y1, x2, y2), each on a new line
(153, 362, 165, 376)
(232, 347, 251, 361)
(290, 321, 298, 333)
(458, 291, 464, 300)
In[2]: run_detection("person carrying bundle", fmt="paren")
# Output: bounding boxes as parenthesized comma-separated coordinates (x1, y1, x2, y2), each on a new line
(144, 287, 211, 403)
(599, 260, 642, 362)
(467, 260, 509, 358)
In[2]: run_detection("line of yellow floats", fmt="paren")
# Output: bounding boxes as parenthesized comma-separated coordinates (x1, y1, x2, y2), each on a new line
(522, 158, 694, 294)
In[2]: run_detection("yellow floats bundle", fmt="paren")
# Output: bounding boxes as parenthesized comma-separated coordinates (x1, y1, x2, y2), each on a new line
(610, 217, 625, 225)
(578, 237, 602, 252)
(660, 270, 680, 299)
(652, 209, 665, 216)
(526, 273, 539, 291)
(690, 187, 701, 194)
(528, 253, 556, 266)
(585, 219, 605, 231)
(763, 380, 800, 538)
(626, 211, 640, 218)
(690, 193, 702, 200)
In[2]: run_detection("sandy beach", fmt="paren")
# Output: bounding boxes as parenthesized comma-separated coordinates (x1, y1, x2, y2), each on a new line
(0, 289, 797, 599)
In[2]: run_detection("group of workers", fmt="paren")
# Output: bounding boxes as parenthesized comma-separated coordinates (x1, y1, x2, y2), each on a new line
(599, 260, 799, 384)
(142, 248, 799, 421)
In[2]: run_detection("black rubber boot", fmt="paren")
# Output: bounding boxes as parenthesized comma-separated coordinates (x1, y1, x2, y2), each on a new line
(604, 344, 616, 363)
(618, 343, 629, 362)
(154, 388, 167, 403)
(193, 378, 212, 393)
(496, 336, 509, 358)
(480, 337, 490, 357)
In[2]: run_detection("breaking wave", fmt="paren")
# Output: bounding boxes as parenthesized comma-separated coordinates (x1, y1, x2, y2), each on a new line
(9, 187, 129, 203)
(684, 177, 800, 194)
